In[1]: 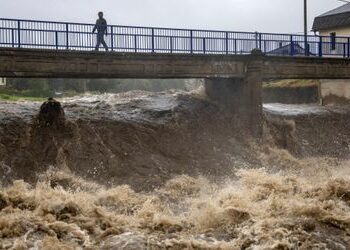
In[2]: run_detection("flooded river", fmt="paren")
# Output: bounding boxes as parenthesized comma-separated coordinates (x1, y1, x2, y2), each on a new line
(0, 90, 350, 249)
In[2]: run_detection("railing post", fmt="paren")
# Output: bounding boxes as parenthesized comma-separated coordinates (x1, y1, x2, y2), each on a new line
(225, 32, 229, 54)
(258, 33, 262, 49)
(151, 28, 155, 53)
(318, 36, 323, 57)
(304, 35, 309, 56)
(343, 43, 346, 58)
(290, 35, 294, 56)
(234, 38, 237, 54)
(190, 30, 193, 54)
(134, 35, 137, 53)
(11, 29, 15, 47)
(170, 36, 173, 53)
(203, 38, 206, 54)
(110, 26, 114, 51)
(55, 31, 59, 50)
(17, 20, 21, 48)
(65, 23, 69, 50)
(347, 37, 350, 58)
(304, 34, 308, 56)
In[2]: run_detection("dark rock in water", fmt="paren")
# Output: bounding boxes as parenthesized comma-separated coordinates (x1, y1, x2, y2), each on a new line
(37, 98, 65, 128)
(56, 202, 81, 221)
(0, 192, 8, 211)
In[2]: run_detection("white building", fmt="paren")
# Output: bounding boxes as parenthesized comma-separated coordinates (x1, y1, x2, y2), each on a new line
(313, 3, 350, 105)
(0, 78, 6, 86)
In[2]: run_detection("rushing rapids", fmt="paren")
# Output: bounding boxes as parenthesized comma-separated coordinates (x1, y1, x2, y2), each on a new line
(0, 89, 350, 249)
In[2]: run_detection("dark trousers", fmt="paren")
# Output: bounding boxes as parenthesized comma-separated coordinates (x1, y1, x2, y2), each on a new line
(95, 33, 108, 51)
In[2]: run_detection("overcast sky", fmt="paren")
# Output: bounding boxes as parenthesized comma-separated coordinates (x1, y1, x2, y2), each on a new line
(0, 0, 346, 34)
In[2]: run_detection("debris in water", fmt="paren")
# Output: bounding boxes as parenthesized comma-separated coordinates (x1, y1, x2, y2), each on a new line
(37, 97, 65, 127)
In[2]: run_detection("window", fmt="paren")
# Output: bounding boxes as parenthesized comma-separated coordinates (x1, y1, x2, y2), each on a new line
(330, 32, 336, 51)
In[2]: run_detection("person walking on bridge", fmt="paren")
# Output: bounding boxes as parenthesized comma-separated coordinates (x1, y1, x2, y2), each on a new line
(92, 11, 108, 51)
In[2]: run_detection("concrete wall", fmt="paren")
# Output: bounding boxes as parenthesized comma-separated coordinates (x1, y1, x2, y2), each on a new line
(320, 80, 350, 105)
(263, 86, 319, 104)
(204, 77, 262, 137)
(204, 61, 263, 137)
(319, 27, 350, 37)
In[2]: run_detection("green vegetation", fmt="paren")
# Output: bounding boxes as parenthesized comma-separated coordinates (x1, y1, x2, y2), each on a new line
(0, 93, 46, 101)
(0, 78, 197, 101)
(0, 78, 319, 101)
(263, 79, 320, 89)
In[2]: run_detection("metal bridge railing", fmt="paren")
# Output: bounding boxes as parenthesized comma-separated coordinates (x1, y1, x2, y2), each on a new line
(1, 18, 350, 58)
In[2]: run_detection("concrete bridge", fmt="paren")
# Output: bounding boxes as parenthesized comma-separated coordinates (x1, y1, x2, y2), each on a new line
(2, 18, 350, 137)
(2, 48, 350, 137)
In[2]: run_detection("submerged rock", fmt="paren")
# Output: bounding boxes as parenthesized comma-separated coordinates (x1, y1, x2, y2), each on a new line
(102, 232, 147, 250)
(0, 192, 8, 211)
(37, 98, 65, 127)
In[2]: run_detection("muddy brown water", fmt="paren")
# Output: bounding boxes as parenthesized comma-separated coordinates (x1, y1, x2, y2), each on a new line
(0, 90, 350, 249)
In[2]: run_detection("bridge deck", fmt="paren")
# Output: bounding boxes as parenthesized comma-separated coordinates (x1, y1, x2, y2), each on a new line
(1, 48, 350, 79)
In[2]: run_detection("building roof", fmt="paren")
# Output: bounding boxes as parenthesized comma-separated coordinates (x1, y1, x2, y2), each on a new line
(319, 3, 350, 17)
(312, 3, 350, 31)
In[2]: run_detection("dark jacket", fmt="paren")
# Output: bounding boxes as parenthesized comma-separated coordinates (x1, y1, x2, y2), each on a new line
(93, 18, 108, 34)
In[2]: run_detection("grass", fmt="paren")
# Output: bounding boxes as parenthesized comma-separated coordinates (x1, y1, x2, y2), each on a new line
(0, 86, 51, 102)
(0, 93, 46, 102)
(263, 79, 320, 89)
